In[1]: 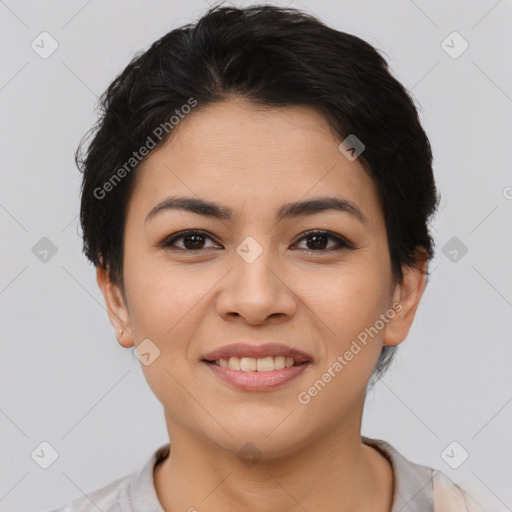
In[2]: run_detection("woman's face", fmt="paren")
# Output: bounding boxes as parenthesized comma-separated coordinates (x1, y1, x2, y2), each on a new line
(98, 97, 425, 458)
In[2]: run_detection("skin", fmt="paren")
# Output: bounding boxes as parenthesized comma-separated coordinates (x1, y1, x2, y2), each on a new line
(97, 97, 428, 512)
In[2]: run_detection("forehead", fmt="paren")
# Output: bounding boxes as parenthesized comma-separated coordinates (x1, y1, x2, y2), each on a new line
(126, 98, 384, 230)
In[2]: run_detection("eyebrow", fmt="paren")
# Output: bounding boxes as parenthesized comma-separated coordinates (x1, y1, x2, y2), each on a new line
(145, 195, 368, 226)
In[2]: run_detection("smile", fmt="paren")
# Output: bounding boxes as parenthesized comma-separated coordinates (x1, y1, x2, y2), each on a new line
(214, 355, 298, 371)
(203, 359, 311, 391)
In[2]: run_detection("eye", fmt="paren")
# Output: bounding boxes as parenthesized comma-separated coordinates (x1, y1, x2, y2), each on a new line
(159, 230, 220, 251)
(292, 230, 354, 252)
(159, 229, 354, 253)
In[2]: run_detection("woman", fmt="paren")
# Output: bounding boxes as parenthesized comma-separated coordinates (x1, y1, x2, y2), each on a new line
(51, 4, 484, 511)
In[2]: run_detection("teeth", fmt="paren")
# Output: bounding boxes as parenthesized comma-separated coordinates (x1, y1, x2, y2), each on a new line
(274, 355, 285, 369)
(257, 356, 275, 372)
(216, 356, 298, 371)
(227, 357, 241, 370)
(240, 357, 257, 371)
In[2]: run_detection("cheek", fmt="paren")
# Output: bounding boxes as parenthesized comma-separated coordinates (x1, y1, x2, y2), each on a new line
(301, 259, 391, 342)
(122, 257, 207, 410)
(123, 250, 209, 342)
(293, 265, 391, 421)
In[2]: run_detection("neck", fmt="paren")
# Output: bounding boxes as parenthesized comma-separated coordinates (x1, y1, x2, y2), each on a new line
(154, 409, 394, 512)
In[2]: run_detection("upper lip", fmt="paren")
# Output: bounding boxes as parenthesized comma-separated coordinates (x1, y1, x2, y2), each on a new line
(202, 342, 313, 364)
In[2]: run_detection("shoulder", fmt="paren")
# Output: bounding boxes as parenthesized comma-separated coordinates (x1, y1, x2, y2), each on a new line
(46, 472, 135, 512)
(47, 443, 170, 512)
(362, 436, 485, 512)
(432, 470, 486, 512)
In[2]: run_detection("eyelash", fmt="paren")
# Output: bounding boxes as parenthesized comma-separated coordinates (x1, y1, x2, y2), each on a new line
(159, 229, 355, 253)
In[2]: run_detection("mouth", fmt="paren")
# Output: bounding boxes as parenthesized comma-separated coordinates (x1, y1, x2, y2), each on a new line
(201, 342, 313, 391)
(203, 356, 307, 371)
(202, 342, 313, 365)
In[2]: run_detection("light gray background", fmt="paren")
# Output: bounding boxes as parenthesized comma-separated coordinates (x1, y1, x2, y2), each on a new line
(1, 0, 511, 510)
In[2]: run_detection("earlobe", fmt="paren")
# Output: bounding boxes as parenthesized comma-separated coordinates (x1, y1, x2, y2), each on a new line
(96, 266, 134, 348)
(383, 249, 429, 347)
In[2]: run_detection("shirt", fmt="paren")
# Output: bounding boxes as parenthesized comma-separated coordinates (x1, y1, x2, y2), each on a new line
(48, 436, 484, 512)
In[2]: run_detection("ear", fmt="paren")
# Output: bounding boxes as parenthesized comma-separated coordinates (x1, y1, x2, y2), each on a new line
(96, 265, 134, 348)
(383, 248, 429, 347)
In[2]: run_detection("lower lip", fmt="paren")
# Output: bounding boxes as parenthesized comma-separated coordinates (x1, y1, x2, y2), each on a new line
(203, 361, 311, 391)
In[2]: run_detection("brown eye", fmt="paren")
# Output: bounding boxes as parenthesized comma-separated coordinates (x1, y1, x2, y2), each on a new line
(159, 229, 354, 253)
(160, 230, 219, 251)
(293, 230, 354, 252)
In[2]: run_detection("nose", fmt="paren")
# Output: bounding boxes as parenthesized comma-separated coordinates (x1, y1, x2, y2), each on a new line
(215, 243, 297, 325)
